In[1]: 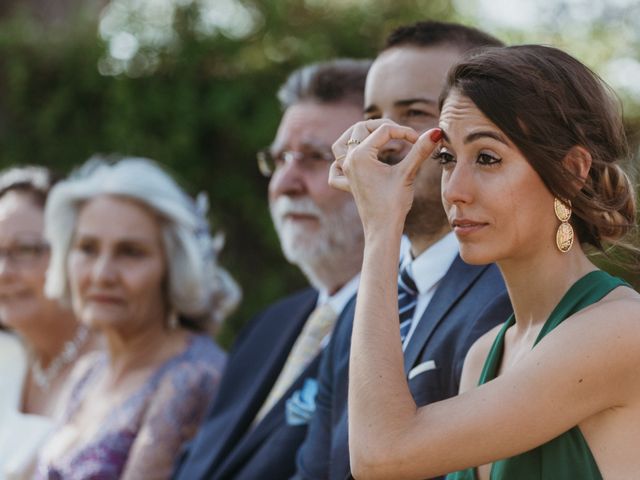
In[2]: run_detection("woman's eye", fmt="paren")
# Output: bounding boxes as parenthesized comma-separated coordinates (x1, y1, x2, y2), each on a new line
(477, 153, 501, 166)
(76, 241, 97, 255)
(119, 245, 145, 257)
(432, 149, 455, 165)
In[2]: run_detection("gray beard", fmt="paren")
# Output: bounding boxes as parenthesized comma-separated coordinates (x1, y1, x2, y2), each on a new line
(270, 196, 364, 291)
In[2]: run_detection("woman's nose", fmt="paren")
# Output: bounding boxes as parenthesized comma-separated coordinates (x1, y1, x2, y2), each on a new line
(442, 162, 474, 206)
(91, 254, 118, 284)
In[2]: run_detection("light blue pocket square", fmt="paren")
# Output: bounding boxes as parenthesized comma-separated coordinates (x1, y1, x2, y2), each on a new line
(285, 378, 318, 426)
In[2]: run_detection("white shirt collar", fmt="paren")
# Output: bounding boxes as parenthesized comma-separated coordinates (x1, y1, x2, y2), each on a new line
(401, 232, 459, 295)
(317, 273, 360, 314)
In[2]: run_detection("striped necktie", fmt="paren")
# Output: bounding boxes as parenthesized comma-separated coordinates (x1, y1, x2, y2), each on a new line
(398, 263, 418, 343)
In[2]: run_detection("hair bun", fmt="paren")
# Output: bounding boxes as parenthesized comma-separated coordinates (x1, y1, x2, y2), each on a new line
(594, 163, 637, 242)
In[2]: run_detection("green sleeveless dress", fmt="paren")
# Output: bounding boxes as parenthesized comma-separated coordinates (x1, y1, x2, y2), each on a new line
(447, 270, 627, 480)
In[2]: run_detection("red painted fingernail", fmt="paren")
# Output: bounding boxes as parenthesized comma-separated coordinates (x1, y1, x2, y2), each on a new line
(429, 128, 443, 142)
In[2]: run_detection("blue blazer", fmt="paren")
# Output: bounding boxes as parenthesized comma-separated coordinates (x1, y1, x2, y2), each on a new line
(173, 288, 324, 480)
(295, 257, 513, 480)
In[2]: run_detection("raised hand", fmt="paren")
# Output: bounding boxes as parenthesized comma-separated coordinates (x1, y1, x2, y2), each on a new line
(329, 119, 442, 236)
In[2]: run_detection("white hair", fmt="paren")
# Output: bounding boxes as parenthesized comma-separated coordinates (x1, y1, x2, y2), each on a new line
(44, 156, 241, 330)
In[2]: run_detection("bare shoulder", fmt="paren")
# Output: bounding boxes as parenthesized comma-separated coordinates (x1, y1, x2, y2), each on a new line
(459, 323, 505, 393)
(599, 283, 640, 308)
(551, 284, 640, 349)
(539, 286, 640, 399)
(571, 284, 640, 333)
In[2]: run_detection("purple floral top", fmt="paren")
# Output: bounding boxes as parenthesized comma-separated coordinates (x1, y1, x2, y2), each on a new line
(35, 334, 226, 479)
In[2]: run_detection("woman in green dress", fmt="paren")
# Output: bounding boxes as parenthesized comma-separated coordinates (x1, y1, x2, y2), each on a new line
(329, 44, 639, 479)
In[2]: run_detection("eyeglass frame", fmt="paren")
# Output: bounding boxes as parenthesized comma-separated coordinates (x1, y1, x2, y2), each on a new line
(0, 240, 50, 267)
(256, 144, 335, 178)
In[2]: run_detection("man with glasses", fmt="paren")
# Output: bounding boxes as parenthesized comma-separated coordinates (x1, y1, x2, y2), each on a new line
(173, 58, 371, 480)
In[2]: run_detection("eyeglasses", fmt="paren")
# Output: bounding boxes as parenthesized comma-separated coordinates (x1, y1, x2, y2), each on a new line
(0, 242, 50, 267)
(257, 147, 335, 178)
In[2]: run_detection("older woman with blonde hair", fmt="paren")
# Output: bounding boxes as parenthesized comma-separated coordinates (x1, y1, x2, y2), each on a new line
(35, 157, 240, 479)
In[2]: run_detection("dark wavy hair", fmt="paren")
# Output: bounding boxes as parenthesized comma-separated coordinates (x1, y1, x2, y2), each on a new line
(440, 44, 637, 255)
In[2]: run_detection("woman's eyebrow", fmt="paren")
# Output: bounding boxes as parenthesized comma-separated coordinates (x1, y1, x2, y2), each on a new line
(464, 130, 509, 145)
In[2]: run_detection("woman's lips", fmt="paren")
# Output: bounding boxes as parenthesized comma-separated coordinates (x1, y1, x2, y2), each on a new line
(87, 294, 124, 304)
(451, 219, 489, 236)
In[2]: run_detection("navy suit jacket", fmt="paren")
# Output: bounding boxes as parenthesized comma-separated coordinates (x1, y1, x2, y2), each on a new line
(174, 287, 330, 480)
(295, 257, 513, 480)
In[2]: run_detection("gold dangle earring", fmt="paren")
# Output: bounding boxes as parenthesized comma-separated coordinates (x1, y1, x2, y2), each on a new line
(554, 197, 574, 253)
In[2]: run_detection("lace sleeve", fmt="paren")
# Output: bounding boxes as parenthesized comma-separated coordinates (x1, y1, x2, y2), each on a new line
(120, 355, 224, 480)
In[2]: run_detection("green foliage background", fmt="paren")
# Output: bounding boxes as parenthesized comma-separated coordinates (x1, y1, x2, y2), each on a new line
(0, 0, 637, 348)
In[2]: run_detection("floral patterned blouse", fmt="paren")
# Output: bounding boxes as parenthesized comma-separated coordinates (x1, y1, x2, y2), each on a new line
(35, 334, 226, 479)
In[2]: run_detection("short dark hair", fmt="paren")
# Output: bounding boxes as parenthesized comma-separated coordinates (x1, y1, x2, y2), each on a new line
(383, 20, 503, 53)
(440, 44, 636, 252)
(277, 58, 372, 110)
(0, 166, 61, 207)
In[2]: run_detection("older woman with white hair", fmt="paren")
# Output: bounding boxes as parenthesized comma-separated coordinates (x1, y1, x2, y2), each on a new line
(34, 157, 240, 479)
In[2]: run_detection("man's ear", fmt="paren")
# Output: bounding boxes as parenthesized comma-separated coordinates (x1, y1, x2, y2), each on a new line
(563, 146, 592, 193)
